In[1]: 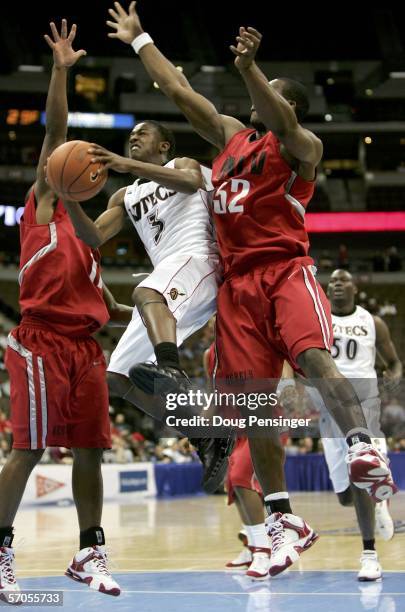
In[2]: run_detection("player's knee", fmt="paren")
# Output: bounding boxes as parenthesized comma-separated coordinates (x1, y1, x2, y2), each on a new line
(10, 448, 44, 468)
(297, 348, 339, 378)
(71, 447, 103, 464)
(107, 371, 131, 398)
(337, 487, 353, 507)
(132, 286, 164, 308)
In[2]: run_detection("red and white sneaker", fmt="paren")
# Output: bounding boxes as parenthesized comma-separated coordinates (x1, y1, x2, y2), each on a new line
(226, 547, 252, 569)
(65, 545, 120, 596)
(245, 547, 271, 580)
(346, 442, 398, 502)
(0, 547, 20, 602)
(266, 513, 319, 577)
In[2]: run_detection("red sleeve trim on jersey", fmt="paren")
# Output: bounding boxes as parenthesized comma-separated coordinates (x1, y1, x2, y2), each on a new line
(284, 172, 306, 219)
(275, 139, 317, 185)
(18, 222, 58, 286)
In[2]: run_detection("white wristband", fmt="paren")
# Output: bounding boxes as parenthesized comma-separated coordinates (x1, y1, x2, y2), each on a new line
(131, 33, 154, 54)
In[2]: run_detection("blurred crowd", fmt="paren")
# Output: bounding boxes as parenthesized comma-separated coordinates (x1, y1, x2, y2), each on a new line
(1, 319, 405, 466)
(316, 244, 403, 274)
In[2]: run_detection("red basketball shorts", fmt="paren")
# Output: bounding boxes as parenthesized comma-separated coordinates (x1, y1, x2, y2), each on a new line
(215, 256, 332, 383)
(5, 324, 111, 449)
(226, 437, 262, 505)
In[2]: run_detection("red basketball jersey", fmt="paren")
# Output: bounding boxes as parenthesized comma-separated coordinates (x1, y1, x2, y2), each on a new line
(18, 189, 109, 337)
(211, 128, 315, 275)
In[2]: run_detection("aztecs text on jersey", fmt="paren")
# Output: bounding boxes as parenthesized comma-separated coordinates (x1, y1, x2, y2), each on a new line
(124, 161, 217, 267)
(211, 129, 315, 274)
(331, 305, 377, 380)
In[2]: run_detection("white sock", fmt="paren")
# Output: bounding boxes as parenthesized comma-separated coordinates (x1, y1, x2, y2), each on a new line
(238, 524, 248, 547)
(245, 523, 269, 549)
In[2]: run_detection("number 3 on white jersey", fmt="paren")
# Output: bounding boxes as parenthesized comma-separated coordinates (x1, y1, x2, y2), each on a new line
(213, 179, 250, 214)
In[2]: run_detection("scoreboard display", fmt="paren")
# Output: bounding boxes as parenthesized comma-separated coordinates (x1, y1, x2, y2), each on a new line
(6, 109, 41, 126)
(3, 109, 135, 129)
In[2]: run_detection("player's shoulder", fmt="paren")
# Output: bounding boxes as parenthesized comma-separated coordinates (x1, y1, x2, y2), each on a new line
(220, 114, 246, 143)
(372, 314, 387, 330)
(173, 156, 201, 169)
(356, 305, 374, 320)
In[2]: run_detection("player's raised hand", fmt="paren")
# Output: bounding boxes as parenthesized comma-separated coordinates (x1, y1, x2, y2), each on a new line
(107, 1, 143, 44)
(230, 27, 262, 71)
(88, 144, 131, 174)
(44, 20, 87, 68)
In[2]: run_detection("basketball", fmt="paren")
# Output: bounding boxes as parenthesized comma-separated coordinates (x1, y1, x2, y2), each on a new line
(46, 140, 107, 202)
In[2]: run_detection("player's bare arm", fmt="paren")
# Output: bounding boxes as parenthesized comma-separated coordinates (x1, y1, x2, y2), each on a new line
(106, 1, 244, 148)
(35, 20, 86, 222)
(374, 316, 403, 391)
(63, 187, 127, 249)
(231, 27, 322, 171)
(88, 144, 205, 194)
(102, 283, 133, 326)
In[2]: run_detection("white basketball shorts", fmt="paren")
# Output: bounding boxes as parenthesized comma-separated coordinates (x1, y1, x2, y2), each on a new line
(107, 254, 218, 376)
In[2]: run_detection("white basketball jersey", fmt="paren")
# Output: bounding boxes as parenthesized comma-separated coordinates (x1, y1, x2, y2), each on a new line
(331, 305, 378, 399)
(124, 161, 217, 267)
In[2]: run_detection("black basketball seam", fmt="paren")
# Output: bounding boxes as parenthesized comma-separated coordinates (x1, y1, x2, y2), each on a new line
(66, 159, 94, 191)
(59, 141, 81, 192)
(63, 179, 105, 196)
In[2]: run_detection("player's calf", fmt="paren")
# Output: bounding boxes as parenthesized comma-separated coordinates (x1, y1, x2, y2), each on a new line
(337, 487, 354, 507)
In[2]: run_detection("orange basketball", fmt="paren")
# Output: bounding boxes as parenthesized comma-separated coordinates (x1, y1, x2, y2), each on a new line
(46, 140, 107, 202)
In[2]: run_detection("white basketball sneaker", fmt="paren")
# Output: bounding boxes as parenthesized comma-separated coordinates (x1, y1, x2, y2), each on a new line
(375, 500, 394, 541)
(0, 547, 20, 602)
(226, 547, 252, 569)
(65, 545, 121, 596)
(245, 547, 271, 580)
(357, 550, 382, 581)
(346, 442, 397, 502)
(266, 513, 319, 577)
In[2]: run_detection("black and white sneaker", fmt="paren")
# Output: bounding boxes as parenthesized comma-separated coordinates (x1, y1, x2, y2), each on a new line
(129, 362, 191, 395)
(189, 435, 234, 494)
(129, 362, 234, 493)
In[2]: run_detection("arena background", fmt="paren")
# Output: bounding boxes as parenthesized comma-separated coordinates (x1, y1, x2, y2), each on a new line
(0, 3, 405, 610)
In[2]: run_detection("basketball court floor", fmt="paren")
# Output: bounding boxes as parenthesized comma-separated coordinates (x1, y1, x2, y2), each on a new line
(8, 491, 405, 611)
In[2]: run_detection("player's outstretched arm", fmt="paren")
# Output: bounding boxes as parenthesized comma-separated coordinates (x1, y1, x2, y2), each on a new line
(63, 188, 126, 249)
(88, 144, 205, 194)
(102, 283, 134, 326)
(374, 316, 403, 392)
(106, 1, 244, 148)
(231, 27, 322, 167)
(35, 20, 87, 213)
